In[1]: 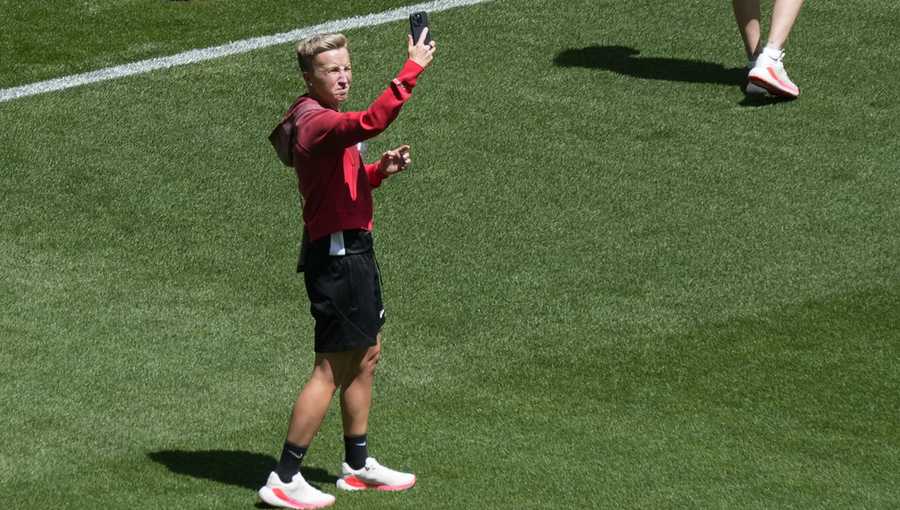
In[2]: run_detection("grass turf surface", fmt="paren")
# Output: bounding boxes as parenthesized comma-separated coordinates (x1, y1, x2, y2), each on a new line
(2, 0, 899, 508)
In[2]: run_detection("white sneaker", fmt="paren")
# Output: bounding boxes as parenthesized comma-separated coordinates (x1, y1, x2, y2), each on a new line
(258, 471, 336, 509)
(748, 49, 800, 98)
(336, 457, 416, 492)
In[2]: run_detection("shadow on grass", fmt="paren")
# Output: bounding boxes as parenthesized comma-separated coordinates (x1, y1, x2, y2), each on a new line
(738, 94, 796, 107)
(147, 450, 339, 491)
(553, 45, 745, 85)
(554, 45, 796, 107)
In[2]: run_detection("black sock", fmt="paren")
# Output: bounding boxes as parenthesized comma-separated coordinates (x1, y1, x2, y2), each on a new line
(275, 442, 308, 483)
(344, 434, 368, 470)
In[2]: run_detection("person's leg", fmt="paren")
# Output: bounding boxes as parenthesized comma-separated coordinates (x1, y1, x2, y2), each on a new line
(339, 335, 381, 437)
(335, 335, 416, 492)
(767, 0, 805, 50)
(733, 0, 770, 96)
(286, 353, 346, 447)
(260, 353, 354, 509)
(338, 336, 381, 470)
(733, 0, 763, 60)
(748, 0, 803, 98)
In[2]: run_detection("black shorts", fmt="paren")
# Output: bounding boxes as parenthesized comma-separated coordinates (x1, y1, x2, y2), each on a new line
(301, 230, 385, 353)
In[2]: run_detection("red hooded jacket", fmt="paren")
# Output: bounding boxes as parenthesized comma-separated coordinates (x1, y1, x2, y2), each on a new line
(283, 59, 424, 241)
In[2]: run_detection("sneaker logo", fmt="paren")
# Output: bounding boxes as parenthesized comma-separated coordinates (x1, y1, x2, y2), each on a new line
(289, 451, 305, 460)
(354, 441, 367, 447)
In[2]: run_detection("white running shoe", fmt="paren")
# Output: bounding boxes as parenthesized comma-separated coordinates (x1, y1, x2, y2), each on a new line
(748, 49, 800, 98)
(336, 457, 416, 492)
(258, 471, 336, 509)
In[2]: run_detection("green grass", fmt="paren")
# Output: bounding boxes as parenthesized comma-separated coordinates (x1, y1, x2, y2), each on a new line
(0, 0, 414, 88)
(2, 1, 899, 508)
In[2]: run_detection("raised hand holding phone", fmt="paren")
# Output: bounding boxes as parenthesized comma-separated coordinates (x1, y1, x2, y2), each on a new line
(407, 12, 436, 68)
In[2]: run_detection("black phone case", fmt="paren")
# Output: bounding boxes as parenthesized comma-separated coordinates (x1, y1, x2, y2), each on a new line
(409, 11, 431, 45)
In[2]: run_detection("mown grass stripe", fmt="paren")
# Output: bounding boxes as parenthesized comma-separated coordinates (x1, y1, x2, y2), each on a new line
(0, 0, 490, 103)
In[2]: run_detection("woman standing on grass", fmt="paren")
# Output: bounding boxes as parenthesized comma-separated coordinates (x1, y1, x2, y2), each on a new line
(259, 29, 436, 510)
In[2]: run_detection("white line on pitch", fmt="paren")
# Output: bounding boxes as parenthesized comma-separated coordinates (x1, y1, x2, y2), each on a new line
(0, 0, 490, 103)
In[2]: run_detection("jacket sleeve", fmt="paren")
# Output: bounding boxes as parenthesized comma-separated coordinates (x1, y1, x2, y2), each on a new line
(364, 162, 385, 188)
(298, 59, 424, 154)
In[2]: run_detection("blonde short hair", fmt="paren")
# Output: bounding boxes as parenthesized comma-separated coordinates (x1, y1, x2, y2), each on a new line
(296, 33, 348, 72)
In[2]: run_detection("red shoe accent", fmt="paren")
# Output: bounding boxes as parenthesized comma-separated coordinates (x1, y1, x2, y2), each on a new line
(749, 67, 798, 98)
(341, 475, 369, 489)
(340, 474, 417, 491)
(271, 488, 331, 509)
(769, 68, 796, 92)
(766, 68, 799, 96)
(375, 476, 416, 491)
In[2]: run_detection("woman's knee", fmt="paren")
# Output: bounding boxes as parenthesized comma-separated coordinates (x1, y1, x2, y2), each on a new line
(311, 353, 346, 389)
(362, 340, 381, 373)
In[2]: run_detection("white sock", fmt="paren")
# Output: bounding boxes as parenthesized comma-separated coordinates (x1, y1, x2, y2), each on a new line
(760, 45, 784, 64)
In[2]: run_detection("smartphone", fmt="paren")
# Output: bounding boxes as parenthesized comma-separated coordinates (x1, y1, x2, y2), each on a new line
(409, 11, 431, 45)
